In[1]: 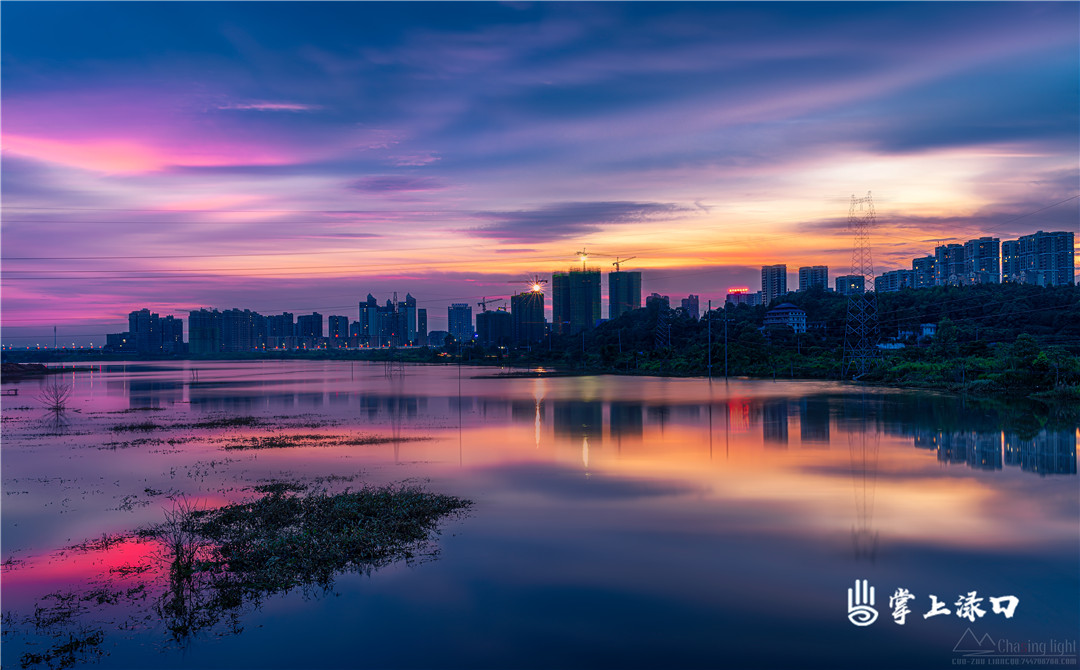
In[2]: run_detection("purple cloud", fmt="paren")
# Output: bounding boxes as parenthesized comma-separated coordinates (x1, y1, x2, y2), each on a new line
(217, 101, 322, 112)
(351, 176, 445, 192)
(471, 201, 694, 242)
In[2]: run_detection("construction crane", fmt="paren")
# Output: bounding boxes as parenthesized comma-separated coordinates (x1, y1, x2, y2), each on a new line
(611, 256, 637, 272)
(477, 296, 506, 312)
(575, 248, 591, 271)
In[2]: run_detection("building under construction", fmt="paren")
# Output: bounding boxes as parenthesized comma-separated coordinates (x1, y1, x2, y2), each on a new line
(608, 270, 641, 320)
(552, 268, 601, 335)
(511, 290, 546, 344)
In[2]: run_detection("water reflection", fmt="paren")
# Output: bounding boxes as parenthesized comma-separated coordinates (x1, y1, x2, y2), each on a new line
(83, 364, 1080, 477)
(3, 362, 1076, 670)
(800, 398, 831, 445)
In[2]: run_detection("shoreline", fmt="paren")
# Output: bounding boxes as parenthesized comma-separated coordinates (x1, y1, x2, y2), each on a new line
(3, 351, 1075, 402)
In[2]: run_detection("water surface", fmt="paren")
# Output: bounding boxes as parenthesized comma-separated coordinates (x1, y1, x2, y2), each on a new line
(2, 361, 1077, 669)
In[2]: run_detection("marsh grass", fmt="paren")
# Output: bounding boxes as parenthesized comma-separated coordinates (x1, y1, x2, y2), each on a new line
(109, 415, 261, 432)
(19, 629, 104, 670)
(109, 421, 162, 432)
(222, 433, 434, 451)
(189, 416, 259, 429)
(147, 483, 470, 642)
(10, 482, 470, 659)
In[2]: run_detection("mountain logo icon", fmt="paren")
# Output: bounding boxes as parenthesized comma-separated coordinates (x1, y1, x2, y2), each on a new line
(953, 628, 996, 655)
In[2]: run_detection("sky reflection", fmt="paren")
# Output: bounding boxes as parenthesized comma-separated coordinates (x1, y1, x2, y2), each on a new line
(1, 362, 1076, 668)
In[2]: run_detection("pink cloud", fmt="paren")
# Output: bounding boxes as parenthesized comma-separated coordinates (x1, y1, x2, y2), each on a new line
(3, 133, 299, 174)
(2, 88, 344, 174)
(3, 135, 165, 173)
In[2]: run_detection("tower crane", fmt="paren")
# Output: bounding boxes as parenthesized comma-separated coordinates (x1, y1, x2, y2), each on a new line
(477, 296, 506, 312)
(611, 256, 637, 272)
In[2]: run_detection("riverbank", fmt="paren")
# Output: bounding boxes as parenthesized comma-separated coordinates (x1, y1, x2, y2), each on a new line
(4, 348, 1078, 402)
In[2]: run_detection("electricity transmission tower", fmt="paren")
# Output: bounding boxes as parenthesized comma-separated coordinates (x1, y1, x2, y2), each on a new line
(842, 192, 879, 379)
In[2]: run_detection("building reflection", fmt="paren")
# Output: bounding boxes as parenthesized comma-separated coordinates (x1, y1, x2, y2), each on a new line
(1004, 430, 1077, 475)
(915, 428, 1075, 475)
(799, 398, 830, 446)
(128, 380, 183, 408)
(762, 400, 788, 447)
(113, 373, 1075, 478)
(609, 403, 643, 441)
(553, 401, 603, 444)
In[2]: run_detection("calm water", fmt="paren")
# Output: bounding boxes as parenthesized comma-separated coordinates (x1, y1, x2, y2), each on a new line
(2, 361, 1077, 669)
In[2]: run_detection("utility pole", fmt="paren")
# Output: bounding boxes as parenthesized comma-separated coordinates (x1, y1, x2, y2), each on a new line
(724, 308, 729, 379)
(707, 300, 712, 380)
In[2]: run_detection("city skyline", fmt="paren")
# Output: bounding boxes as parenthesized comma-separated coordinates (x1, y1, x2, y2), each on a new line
(2, 2, 1078, 346)
(3, 222, 1074, 351)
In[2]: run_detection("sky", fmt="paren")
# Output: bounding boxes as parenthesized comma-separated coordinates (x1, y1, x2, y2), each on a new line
(2, 1, 1078, 346)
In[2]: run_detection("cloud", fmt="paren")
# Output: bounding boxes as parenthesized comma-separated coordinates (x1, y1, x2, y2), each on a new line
(471, 201, 694, 241)
(217, 101, 322, 112)
(294, 233, 383, 240)
(390, 152, 441, 167)
(350, 175, 445, 192)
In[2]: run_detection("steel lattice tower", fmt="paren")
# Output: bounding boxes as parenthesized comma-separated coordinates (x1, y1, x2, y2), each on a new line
(842, 192, 879, 379)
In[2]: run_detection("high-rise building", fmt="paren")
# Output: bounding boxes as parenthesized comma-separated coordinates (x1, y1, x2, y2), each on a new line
(381, 300, 406, 347)
(725, 288, 761, 306)
(124, 309, 184, 354)
(161, 316, 184, 353)
(964, 236, 1000, 284)
(551, 268, 601, 335)
(551, 272, 569, 335)
(680, 295, 700, 320)
(128, 309, 161, 354)
(222, 309, 262, 351)
(511, 290, 545, 344)
(448, 303, 473, 343)
(608, 271, 642, 319)
(267, 313, 294, 338)
(328, 315, 349, 340)
(934, 244, 965, 286)
(912, 255, 936, 289)
(295, 313, 323, 338)
(476, 308, 513, 347)
(875, 269, 915, 293)
(761, 264, 787, 305)
(1001, 231, 1075, 286)
(645, 293, 670, 310)
(1001, 240, 1021, 283)
(416, 309, 428, 346)
(188, 309, 222, 354)
(402, 293, 417, 344)
(835, 275, 865, 295)
(358, 295, 379, 346)
(797, 266, 828, 292)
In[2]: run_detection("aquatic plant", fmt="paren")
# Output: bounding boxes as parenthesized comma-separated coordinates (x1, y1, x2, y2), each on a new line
(147, 483, 471, 643)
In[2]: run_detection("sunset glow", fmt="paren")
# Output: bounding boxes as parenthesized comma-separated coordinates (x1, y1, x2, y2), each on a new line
(2, 2, 1077, 344)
